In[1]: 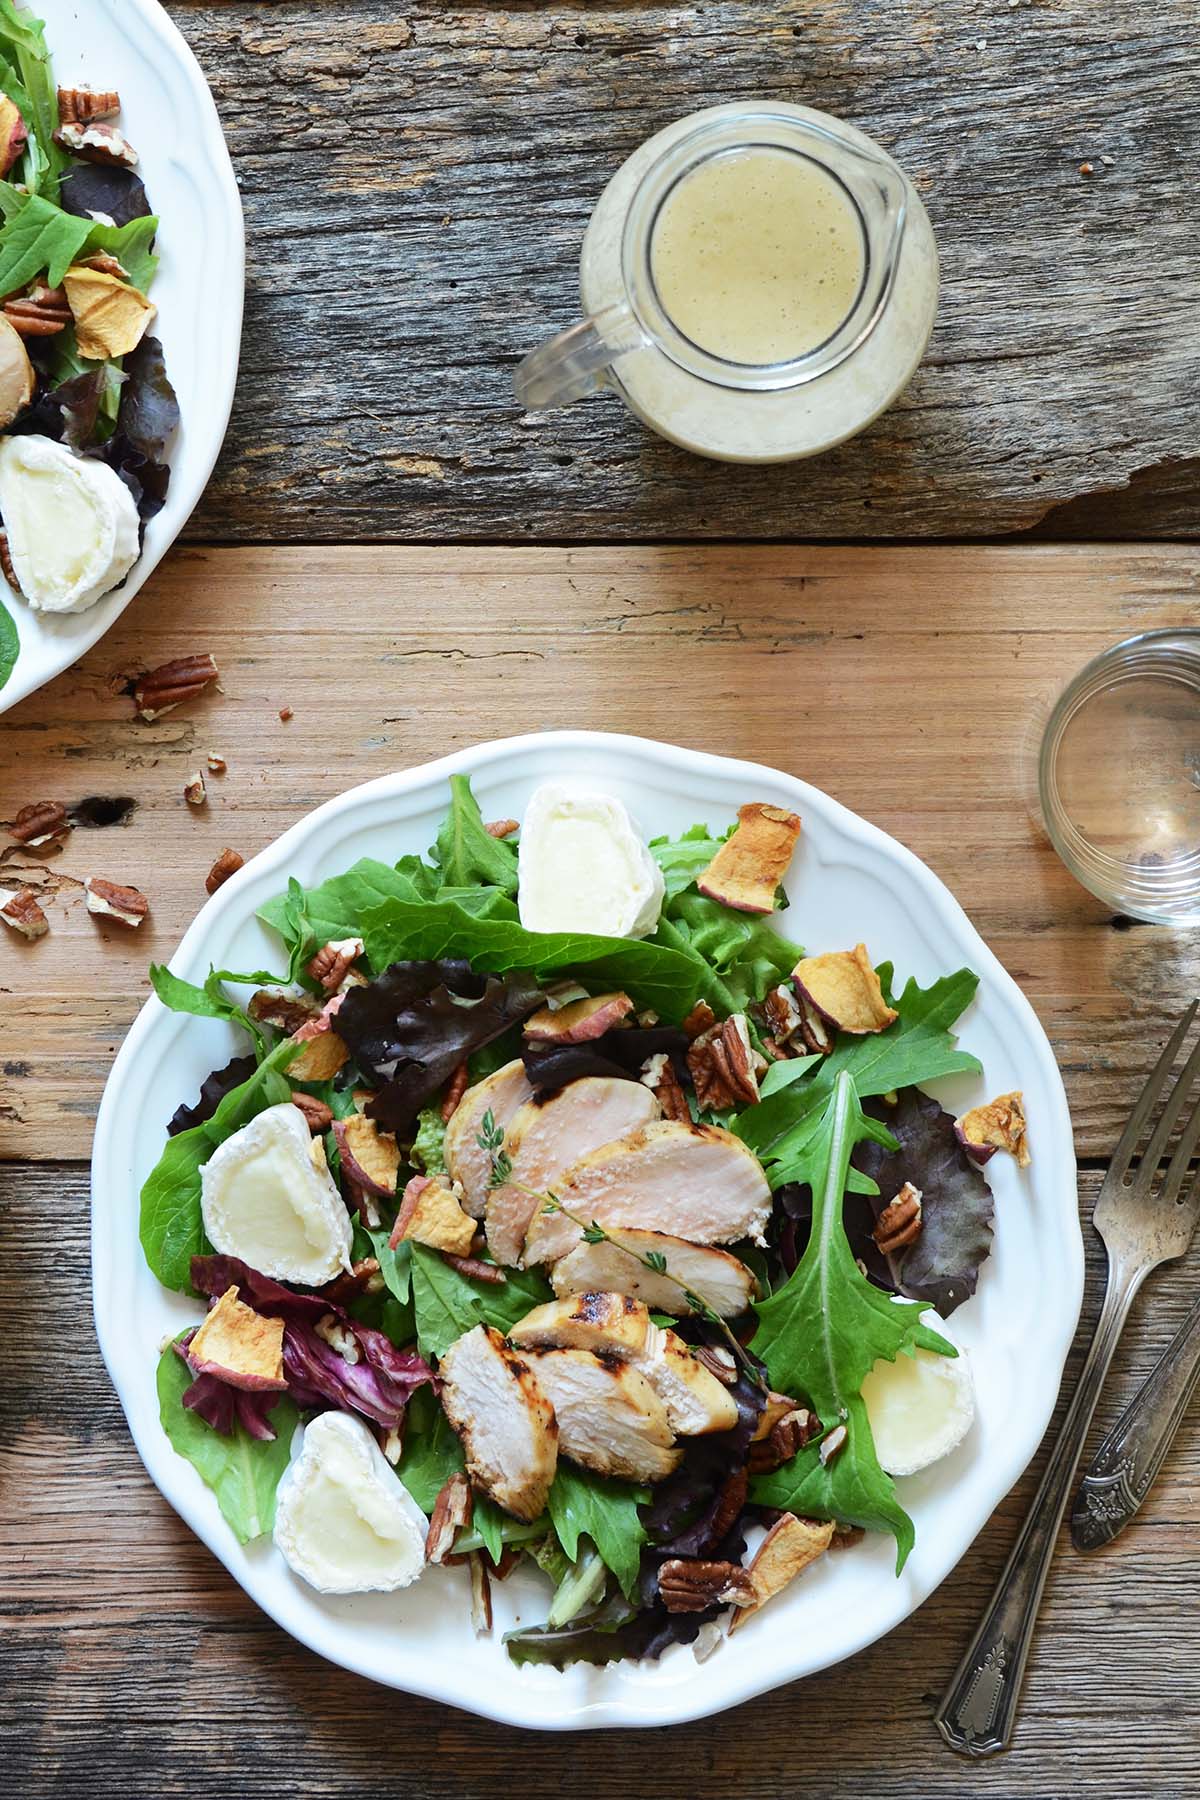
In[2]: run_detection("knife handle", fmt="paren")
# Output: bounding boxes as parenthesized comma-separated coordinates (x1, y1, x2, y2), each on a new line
(1071, 1289, 1200, 1552)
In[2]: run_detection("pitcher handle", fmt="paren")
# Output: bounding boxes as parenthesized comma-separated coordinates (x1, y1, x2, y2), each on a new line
(514, 302, 649, 410)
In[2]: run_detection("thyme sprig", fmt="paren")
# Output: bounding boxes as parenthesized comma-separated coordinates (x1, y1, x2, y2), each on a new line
(477, 1109, 764, 1387)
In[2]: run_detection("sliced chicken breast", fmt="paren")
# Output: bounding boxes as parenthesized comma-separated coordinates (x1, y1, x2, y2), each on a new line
(485, 1077, 660, 1267)
(438, 1324, 558, 1521)
(522, 1346, 682, 1483)
(510, 1294, 737, 1436)
(523, 1121, 772, 1265)
(443, 1059, 535, 1219)
(551, 1229, 757, 1320)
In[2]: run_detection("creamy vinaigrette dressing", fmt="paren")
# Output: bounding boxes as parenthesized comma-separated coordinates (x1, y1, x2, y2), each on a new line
(650, 148, 865, 366)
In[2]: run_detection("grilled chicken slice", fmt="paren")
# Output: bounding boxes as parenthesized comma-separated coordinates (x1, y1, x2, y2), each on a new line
(551, 1229, 757, 1320)
(522, 1346, 682, 1483)
(443, 1059, 534, 1219)
(523, 1121, 772, 1265)
(510, 1293, 738, 1436)
(438, 1324, 558, 1521)
(484, 1076, 660, 1267)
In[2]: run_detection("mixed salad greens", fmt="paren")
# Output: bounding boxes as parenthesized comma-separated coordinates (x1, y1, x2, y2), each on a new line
(0, 0, 178, 688)
(141, 774, 1030, 1668)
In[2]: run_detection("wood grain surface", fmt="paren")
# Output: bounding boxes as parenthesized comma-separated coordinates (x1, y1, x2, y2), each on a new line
(6, 1165, 1200, 1797)
(161, 0, 1200, 545)
(2, 542, 1198, 1162)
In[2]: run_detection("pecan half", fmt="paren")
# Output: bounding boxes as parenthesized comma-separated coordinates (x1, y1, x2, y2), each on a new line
(873, 1181, 923, 1255)
(205, 847, 244, 895)
(290, 1090, 333, 1133)
(307, 937, 363, 993)
(484, 818, 519, 839)
(748, 1407, 821, 1475)
(132, 653, 219, 721)
(693, 1343, 739, 1386)
(247, 987, 320, 1035)
(3, 284, 71, 337)
(0, 529, 22, 597)
(57, 85, 120, 125)
(0, 886, 48, 939)
(84, 875, 147, 926)
(706, 1468, 749, 1546)
(9, 800, 69, 847)
(54, 120, 137, 168)
(639, 1050, 691, 1122)
(688, 1014, 760, 1110)
(183, 770, 206, 808)
(426, 1472, 473, 1565)
(681, 1000, 717, 1041)
(658, 1558, 757, 1614)
(440, 1060, 469, 1121)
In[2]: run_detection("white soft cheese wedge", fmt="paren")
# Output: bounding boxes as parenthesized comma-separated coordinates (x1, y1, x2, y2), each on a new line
(517, 781, 665, 939)
(0, 433, 140, 614)
(200, 1102, 353, 1285)
(274, 1411, 428, 1594)
(861, 1326, 976, 1479)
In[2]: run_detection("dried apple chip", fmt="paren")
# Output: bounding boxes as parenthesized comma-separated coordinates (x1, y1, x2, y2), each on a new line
(791, 944, 898, 1035)
(697, 802, 802, 915)
(62, 263, 156, 359)
(187, 1285, 286, 1391)
(957, 1091, 1030, 1167)
(333, 1112, 401, 1199)
(391, 1174, 476, 1256)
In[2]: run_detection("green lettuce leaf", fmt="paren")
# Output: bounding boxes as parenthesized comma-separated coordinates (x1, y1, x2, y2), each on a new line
(410, 1243, 553, 1361)
(410, 1106, 447, 1175)
(649, 821, 733, 899)
(547, 1463, 647, 1602)
(0, 1, 66, 195)
(0, 591, 16, 693)
(0, 191, 90, 292)
(433, 773, 519, 895)
(82, 212, 159, 290)
(750, 1070, 953, 1570)
(139, 1039, 298, 1292)
(257, 856, 514, 966)
(652, 891, 803, 1014)
(393, 1384, 507, 1560)
(156, 1338, 298, 1544)
(149, 963, 273, 1055)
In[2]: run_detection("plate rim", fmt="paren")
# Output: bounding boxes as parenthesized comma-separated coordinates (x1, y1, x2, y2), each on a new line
(0, 0, 245, 714)
(91, 729, 1083, 1729)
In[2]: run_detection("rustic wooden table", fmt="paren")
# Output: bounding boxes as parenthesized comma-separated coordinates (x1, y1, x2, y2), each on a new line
(3, 4, 1200, 1797)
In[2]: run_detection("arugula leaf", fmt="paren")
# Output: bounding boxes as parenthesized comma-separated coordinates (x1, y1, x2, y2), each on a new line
(157, 1339, 298, 1544)
(0, 591, 16, 694)
(360, 895, 708, 1025)
(410, 1106, 447, 1175)
(735, 966, 981, 1187)
(149, 963, 271, 1056)
(433, 773, 519, 895)
(0, 1, 66, 195)
(365, 1227, 412, 1304)
(410, 1243, 552, 1360)
(649, 821, 733, 899)
(652, 891, 803, 1014)
(139, 1040, 298, 1292)
(0, 192, 91, 292)
(547, 1463, 647, 1602)
(750, 1071, 953, 1570)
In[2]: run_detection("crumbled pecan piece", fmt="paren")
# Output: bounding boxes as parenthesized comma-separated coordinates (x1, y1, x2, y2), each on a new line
(682, 1000, 717, 1041)
(307, 937, 363, 993)
(206, 752, 227, 774)
(819, 1423, 848, 1465)
(440, 1251, 507, 1285)
(3, 284, 71, 337)
(278, 705, 293, 722)
(750, 1390, 802, 1441)
(693, 1343, 739, 1386)
(748, 1407, 821, 1475)
(830, 1524, 865, 1550)
(248, 987, 320, 1035)
(183, 770, 206, 808)
(76, 249, 128, 279)
(873, 1181, 923, 1255)
(290, 1090, 333, 1133)
(0, 529, 22, 596)
(57, 85, 120, 125)
(761, 982, 805, 1051)
(54, 120, 136, 167)
(468, 1553, 492, 1634)
(205, 847, 244, 895)
(688, 1014, 760, 1110)
(9, 800, 69, 847)
(321, 1256, 382, 1305)
(132, 653, 219, 721)
(441, 1060, 469, 1121)
(484, 818, 519, 839)
(639, 1050, 691, 1122)
(426, 1472, 473, 1565)
(0, 885, 48, 938)
(706, 1468, 749, 1546)
(84, 875, 147, 926)
(658, 1558, 757, 1614)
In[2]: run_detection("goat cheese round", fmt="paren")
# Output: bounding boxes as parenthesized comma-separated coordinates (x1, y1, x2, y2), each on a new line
(861, 1321, 975, 1478)
(274, 1411, 428, 1595)
(0, 433, 140, 614)
(199, 1102, 353, 1286)
(517, 782, 665, 939)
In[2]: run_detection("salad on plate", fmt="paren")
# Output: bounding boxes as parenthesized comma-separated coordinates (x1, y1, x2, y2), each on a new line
(141, 774, 1031, 1669)
(0, 0, 178, 691)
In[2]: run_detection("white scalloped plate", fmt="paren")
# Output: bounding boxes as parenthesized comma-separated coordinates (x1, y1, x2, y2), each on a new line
(91, 733, 1081, 1729)
(0, 0, 243, 714)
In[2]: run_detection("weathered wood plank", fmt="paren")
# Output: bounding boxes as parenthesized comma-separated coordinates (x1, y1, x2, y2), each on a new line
(4, 1163, 1200, 1793)
(2, 543, 1198, 1162)
(152, 1, 1200, 544)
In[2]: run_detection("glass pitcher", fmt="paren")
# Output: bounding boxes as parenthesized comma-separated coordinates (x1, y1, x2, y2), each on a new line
(514, 102, 939, 465)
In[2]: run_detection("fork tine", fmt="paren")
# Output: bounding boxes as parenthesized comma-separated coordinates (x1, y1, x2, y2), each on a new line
(1108, 1000, 1199, 1185)
(1159, 1085, 1200, 1208)
(1138, 1019, 1200, 1181)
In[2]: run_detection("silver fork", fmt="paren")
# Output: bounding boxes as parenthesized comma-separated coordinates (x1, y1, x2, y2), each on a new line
(935, 1000, 1200, 1757)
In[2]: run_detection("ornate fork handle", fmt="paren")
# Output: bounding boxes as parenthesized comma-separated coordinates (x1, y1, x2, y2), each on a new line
(1071, 1288, 1200, 1551)
(934, 1266, 1144, 1756)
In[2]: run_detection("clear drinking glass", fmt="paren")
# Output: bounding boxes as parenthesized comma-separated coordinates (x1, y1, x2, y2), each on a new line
(1039, 630, 1200, 922)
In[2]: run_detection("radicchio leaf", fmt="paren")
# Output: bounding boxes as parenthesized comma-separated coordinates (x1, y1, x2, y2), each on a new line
(522, 1025, 689, 1094)
(174, 1335, 282, 1441)
(59, 162, 152, 228)
(167, 1052, 258, 1137)
(336, 958, 544, 1135)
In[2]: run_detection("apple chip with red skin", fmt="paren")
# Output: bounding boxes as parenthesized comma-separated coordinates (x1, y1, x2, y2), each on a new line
(792, 945, 898, 1035)
(333, 1113, 401, 1199)
(390, 1173, 476, 1256)
(524, 991, 634, 1044)
(696, 803, 802, 915)
(187, 1285, 287, 1391)
(957, 1091, 1030, 1168)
